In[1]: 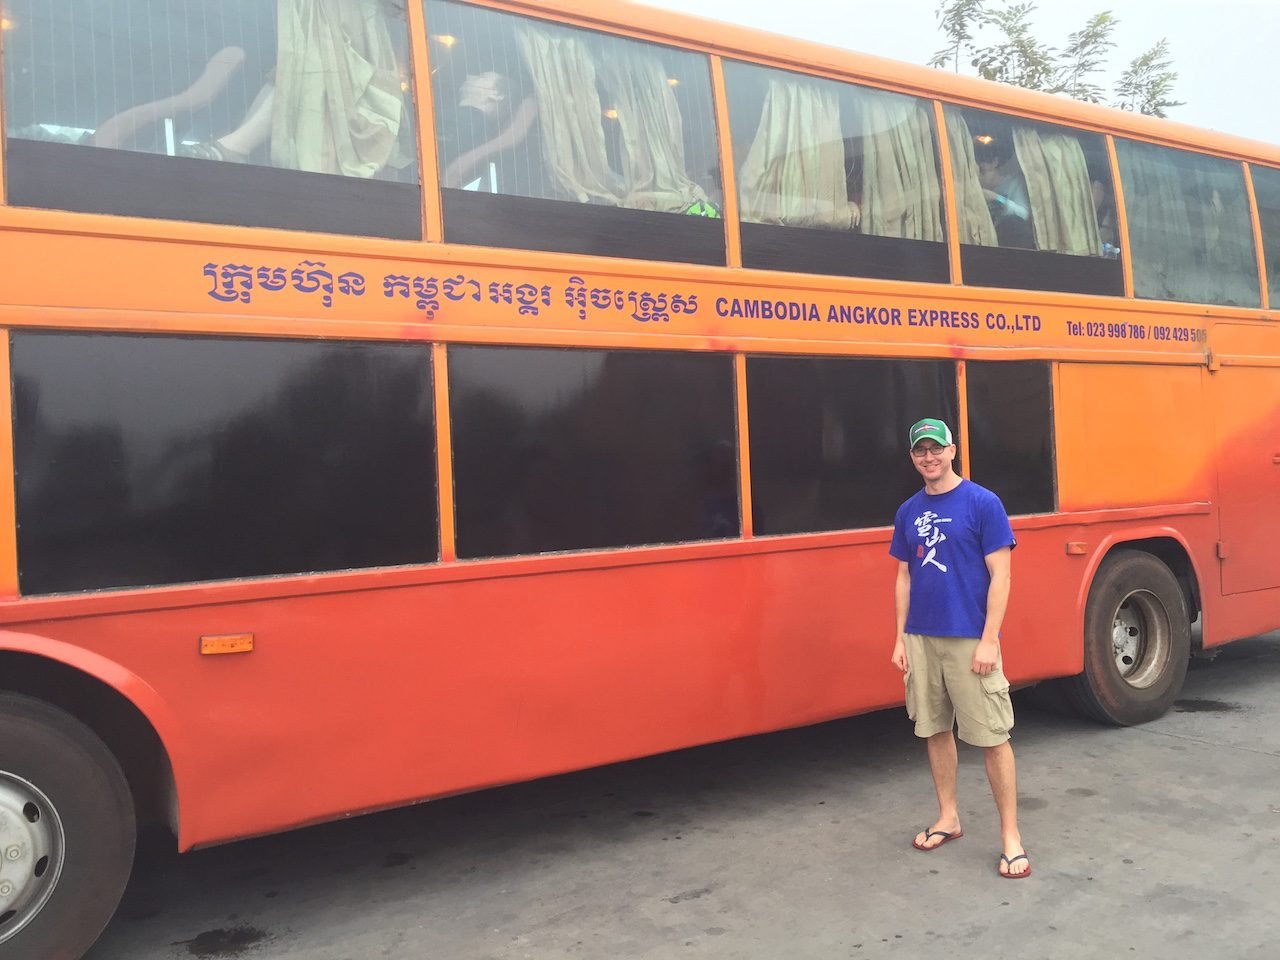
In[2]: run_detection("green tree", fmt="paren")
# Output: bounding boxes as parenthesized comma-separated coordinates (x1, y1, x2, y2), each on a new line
(929, 1, 1185, 118)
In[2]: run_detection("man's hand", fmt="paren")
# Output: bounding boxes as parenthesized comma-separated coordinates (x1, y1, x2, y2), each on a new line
(891, 638, 908, 672)
(971, 638, 999, 675)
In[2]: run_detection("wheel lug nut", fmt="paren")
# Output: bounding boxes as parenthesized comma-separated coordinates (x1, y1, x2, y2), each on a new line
(0, 881, 12, 897)
(4, 846, 21, 861)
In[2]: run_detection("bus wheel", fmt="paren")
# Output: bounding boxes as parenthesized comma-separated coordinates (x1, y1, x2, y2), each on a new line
(0, 694, 135, 960)
(1066, 550, 1191, 726)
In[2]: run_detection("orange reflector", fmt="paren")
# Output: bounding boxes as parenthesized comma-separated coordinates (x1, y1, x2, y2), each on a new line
(200, 634, 255, 656)
(1065, 542, 1088, 556)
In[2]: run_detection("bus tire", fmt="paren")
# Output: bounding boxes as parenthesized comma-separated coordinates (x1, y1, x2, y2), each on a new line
(0, 693, 136, 960)
(1065, 550, 1191, 726)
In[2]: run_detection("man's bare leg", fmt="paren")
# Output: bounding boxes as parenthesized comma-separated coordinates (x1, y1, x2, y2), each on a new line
(215, 84, 276, 159)
(914, 730, 961, 848)
(984, 740, 1027, 875)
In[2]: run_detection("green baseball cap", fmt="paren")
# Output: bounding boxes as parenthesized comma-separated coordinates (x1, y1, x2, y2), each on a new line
(908, 418, 954, 449)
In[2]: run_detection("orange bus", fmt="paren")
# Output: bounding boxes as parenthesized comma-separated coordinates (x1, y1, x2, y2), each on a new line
(1, 0, 1279, 956)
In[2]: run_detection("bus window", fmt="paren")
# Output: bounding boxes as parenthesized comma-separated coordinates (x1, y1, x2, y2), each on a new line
(944, 105, 1123, 296)
(425, 0, 724, 265)
(1251, 165, 1280, 307)
(11, 334, 438, 594)
(965, 361, 1056, 516)
(745, 356, 957, 535)
(1116, 141, 1260, 308)
(448, 346, 738, 558)
(2, 0, 421, 239)
(722, 61, 949, 283)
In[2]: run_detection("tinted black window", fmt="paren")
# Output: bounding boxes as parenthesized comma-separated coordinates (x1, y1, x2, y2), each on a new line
(944, 105, 1123, 296)
(449, 346, 737, 557)
(3, 1, 421, 238)
(12, 333, 437, 594)
(424, 0, 725, 264)
(746, 357, 957, 534)
(1117, 140, 1259, 307)
(1252, 165, 1280, 307)
(965, 361, 1055, 515)
(723, 60, 948, 282)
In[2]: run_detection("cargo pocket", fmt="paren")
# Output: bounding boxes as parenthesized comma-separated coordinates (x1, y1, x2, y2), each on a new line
(980, 670, 1014, 734)
(903, 668, 917, 721)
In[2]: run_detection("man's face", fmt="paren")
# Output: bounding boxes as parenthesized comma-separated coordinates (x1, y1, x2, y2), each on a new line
(910, 440, 956, 483)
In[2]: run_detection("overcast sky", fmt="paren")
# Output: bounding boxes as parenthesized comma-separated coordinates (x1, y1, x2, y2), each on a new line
(645, 0, 1277, 146)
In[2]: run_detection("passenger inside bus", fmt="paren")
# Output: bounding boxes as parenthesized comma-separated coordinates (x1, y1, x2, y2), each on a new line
(7, 0, 413, 181)
(440, 71, 542, 191)
(1091, 176, 1119, 256)
(976, 149, 1034, 248)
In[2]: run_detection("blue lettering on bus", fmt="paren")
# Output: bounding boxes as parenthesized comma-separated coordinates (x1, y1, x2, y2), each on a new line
(198, 264, 1089, 345)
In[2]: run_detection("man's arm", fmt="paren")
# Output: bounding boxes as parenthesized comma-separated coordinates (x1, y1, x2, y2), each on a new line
(891, 561, 910, 671)
(972, 546, 1012, 675)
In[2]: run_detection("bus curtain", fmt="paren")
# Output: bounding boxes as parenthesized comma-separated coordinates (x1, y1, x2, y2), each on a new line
(517, 26, 619, 205)
(272, 0, 407, 178)
(945, 110, 999, 247)
(516, 24, 709, 213)
(598, 50, 710, 214)
(1012, 126, 1100, 256)
(1122, 149, 1257, 306)
(858, 91, 945, 242)
(738, 77, 856, 230)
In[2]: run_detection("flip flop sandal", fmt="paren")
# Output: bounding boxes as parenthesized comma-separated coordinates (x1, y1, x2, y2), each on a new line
(912, 827, 963, 851)
(998, 852, 1031, 878)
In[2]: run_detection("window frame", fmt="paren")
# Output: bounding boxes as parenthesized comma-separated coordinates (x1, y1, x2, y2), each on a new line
(2, 0, 424, 240)
(424, 0, 728, 266)
(721, 57, 951, 283)
(940, 102, 1125, 297)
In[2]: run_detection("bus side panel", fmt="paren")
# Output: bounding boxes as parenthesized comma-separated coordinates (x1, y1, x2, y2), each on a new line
(12, 524, 1090, 850)
(1212, 366, 1280, 596)
(1198, 321, 1280, 643)
(1055, 363, 1212, 512)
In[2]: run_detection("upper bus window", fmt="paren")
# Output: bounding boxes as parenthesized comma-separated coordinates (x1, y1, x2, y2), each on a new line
(425, 0, 724, 265)
(11, 333, 438, 595)
(1116, 141, 1259, 308)
(746, 356, 957, 535)
(1252, 165, 1280, 307)
(944, 105, 1123, 296)
(722, 61, 948, 282)
(449, 346, 738, 558)
(2, 1, 421, 239)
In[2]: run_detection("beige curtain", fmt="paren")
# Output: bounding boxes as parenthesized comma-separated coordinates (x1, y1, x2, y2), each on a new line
(1012, 126, 1099, 255)
(738, 77, 856, 229)
(517, 24, 619, 204)
(1123, 150, 1195, 299)
(859, 91, 944, 241)
(599, 49, 708, 213)
(272, 0, 406, 177)
(1122, 144, 1258, 305)
(945, 109, 998, 246)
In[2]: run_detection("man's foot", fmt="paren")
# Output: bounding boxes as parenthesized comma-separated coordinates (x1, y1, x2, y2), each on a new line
(178, 139, 248, 163)
(911, 822, 963, 851)
(998, 849, 1031, 878)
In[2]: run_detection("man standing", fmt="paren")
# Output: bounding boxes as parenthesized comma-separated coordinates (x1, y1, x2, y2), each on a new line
(888, 418, 1029, 879)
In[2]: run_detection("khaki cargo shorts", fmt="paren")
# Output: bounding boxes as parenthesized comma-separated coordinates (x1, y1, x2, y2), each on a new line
(902, 633, 1014, 747)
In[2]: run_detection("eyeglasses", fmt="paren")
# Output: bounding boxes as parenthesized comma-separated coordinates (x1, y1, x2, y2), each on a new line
(911, 444, 949, 458)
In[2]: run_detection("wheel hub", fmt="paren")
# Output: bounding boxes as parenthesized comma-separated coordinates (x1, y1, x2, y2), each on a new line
(1110, 589, 1171, 689)
(0, 772, 65, 945)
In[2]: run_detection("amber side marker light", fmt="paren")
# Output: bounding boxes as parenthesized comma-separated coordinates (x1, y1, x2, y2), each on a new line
(200, 634, 255, 656)
(1065, 542, 1088, 556)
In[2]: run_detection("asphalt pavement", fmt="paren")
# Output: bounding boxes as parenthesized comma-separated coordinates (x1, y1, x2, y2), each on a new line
(87, 631, 1280, 960)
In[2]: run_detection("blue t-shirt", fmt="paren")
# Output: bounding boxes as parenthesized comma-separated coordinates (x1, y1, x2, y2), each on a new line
(889, 479, 1016, 638)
